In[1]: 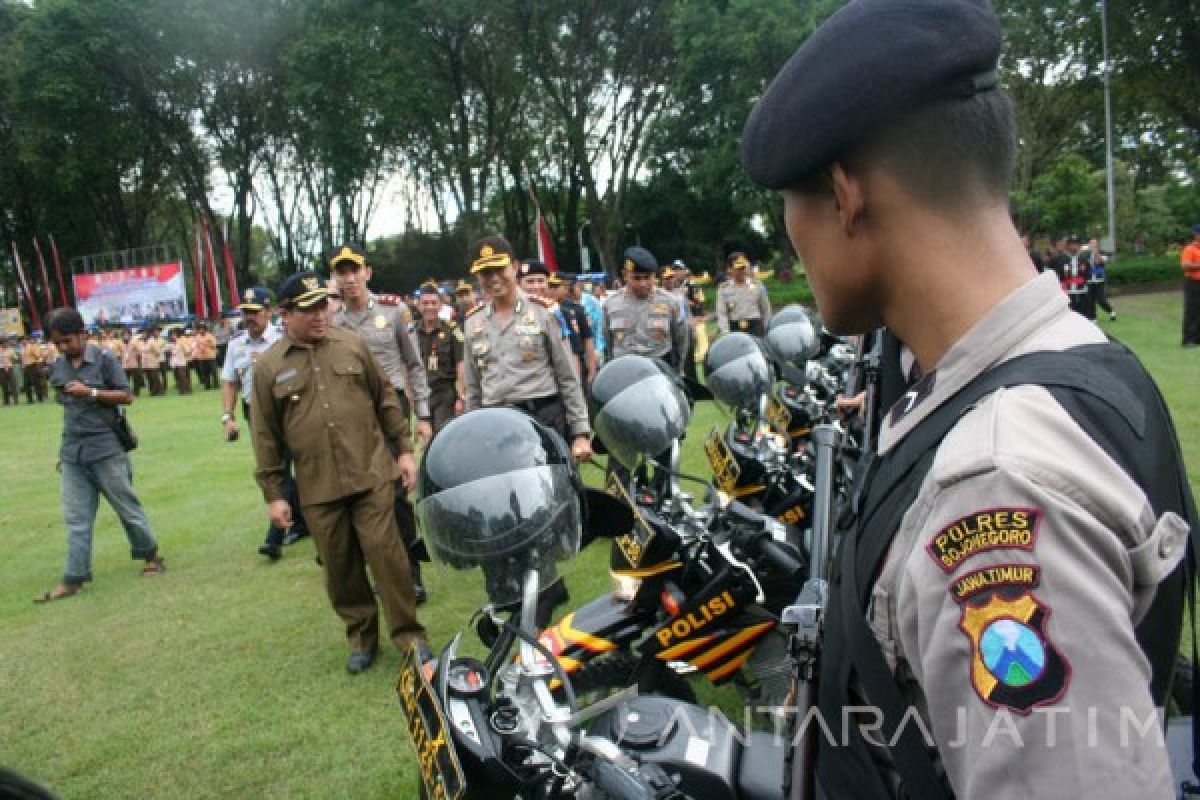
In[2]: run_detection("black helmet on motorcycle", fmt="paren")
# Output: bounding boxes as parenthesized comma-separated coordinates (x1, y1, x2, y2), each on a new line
(704, 332, 772, 413)
(764, 304, 819, 369)
(415, 408, 583, 604)
(591, 355, 690, 470)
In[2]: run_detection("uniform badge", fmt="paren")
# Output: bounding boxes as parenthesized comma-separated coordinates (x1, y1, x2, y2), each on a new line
(523, 311, 536, 324)
(889, 370, 937, 425)
(453, 328, 464, 343)
(438, 331, 445, 340)
(374, 314, 388, 330)
(958, 591, 1068, 714)
(738, 320, 749, 331)
(652, 303, 668, 313)
(615, 331, 625, 344)
(927, 508, 1041, 574)
(520, 336, 533, 349)
(428, 355, 438, 372)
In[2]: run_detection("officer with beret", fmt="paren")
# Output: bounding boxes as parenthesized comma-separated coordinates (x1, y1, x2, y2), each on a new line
(250, 271, 424, 673)
(742, 1, 1191, 797)
(602, 246, 687, 369)
(462, 235, 592, 624)
(715, 252, 771, 336)
(413, 280, 465, 435)
(330, 243, 434, 601)
(221, 287, 309, 560)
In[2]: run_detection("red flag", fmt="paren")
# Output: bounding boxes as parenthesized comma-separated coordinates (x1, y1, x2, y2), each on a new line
(222, 219, 240, 303)
(528, 181, 558, 272)
(10, 242, 42, 332)
(202, 216, 221, 317)
(193, 226, 208, 319)
(32, 237, 54, 310)
(48, 234, 68, 307)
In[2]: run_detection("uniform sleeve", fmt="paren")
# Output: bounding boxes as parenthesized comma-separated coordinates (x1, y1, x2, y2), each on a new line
(365, 337, 412, 454)
(889, 415, 1181, 798)
(670, 302, 688, 367)
(101, 351, 130, 393)
(463, 327, 482, 411)
(220, 340, 238, 384)
(758, 284, 772, 321)
(396, 321, 432, 418)
(250, 358, 288, 504)
(544, 310, 591, 436)
(716, 287, 730, 333)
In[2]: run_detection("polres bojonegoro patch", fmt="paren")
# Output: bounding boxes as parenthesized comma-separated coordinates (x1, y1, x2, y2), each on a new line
(927, 507, 1041, 574)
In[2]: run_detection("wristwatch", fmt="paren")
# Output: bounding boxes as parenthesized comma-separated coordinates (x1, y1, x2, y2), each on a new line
(221, 411, 234, 423)
(90, 388, 99, 400)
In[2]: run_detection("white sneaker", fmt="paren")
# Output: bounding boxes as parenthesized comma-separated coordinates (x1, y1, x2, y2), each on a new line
(1109, 312, 1117, 321)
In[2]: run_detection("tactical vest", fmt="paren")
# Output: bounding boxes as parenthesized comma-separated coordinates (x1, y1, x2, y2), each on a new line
(815, 340, 1197, 799)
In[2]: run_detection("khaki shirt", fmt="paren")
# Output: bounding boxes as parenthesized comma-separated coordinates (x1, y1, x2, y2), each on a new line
(415, 320, 464, 392)
(192, 332, 217, 360)
(120, 340, 138, 369)
(250, 327, 411, 507)
(0, 345, 13, 370)
(462, 290, 590, 436)
(20, 343, 44, 367)
(715, 278, 771, 333)
(334, 295, 431, 418)
(869, 273, 1183, 797)
(136, 337, 161, 370)
(602, 286, 687, 364)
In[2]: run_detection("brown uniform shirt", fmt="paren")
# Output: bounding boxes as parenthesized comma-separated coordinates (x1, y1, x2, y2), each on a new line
(20, 343, 44, 367)
(0, 344, 13, 369)
(250, 327, 412, 507)
(137, 337, 161, 370)
(414, 320, 464, 393)
(192, 332, 217, 360)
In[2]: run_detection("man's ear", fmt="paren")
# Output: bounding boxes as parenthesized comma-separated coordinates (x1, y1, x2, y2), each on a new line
(830, 163, 866, 237)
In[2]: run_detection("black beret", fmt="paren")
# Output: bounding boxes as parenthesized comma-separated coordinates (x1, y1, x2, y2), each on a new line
(329, 243, 367, 270)
(469, 235, 516, 274)
(520, 259, 550, 278)
(278, 270, 329, 309)
(622, 246, 659, 274)
(741, 0, 1003, 189)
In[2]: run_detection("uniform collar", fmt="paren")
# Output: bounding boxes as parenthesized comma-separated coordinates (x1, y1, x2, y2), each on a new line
(878, 272, 1068, 454)
(487, 290, 526, 318)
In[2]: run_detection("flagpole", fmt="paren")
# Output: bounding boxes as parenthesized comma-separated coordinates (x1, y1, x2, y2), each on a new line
(11, 242, 42, 332)
(33, 237, 54, 311)
(202, 216, 222, 318)
(48, 235, 69, 306)
(194, 226, 208, 320)
(222, 219, 240, 302)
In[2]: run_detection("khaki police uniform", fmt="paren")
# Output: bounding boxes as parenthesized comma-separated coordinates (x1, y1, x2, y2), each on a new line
(602, 286, 688, 368)
(415, 319, 463, 435)
(137, 335, 164, 395)
(193, 330, 217, 389)
(120, 336, 142, 394)
(864, 274, 1184, 797)
(716, 278, 772, 336)
(21, 340, 48, 402)
(334, 294, 431, 421)
(250, 326, 423, 655)
(463, 289, 590, 441)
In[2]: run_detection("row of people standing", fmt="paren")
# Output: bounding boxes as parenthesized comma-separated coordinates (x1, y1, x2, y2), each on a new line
(0, 335, 58, 404)
(1029, 233, 1116, 321)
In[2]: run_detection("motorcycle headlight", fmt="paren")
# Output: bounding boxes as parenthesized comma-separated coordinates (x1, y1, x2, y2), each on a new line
(611, 571, 642, 602)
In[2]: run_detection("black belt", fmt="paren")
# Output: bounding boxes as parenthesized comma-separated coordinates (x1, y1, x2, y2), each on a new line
(510, 395, 561, 414)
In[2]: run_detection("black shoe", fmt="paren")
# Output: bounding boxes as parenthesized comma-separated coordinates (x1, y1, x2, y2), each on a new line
(413, 579, 427, 606)
(258, 543, 282, 561)
(282, 529, 309, 546)
(346, 648, 377, 674)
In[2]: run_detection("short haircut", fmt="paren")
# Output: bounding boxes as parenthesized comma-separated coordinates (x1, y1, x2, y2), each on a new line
(795, 90, 1017, 214)
(46, 307, 85, 336)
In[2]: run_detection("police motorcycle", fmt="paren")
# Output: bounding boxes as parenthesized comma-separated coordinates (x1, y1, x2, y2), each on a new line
(401, 406, 811, 800)
(521, 356, 805, 721)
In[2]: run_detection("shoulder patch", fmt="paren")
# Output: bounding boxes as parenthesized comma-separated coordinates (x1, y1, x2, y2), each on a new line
(446, 319, 457, 328)
(376, 293, 402, 307)
(528, 294, 555, 310)
(927, 508, 1041, 574)
(958, 591, 1069, 714)
(464, 303, 484, 319)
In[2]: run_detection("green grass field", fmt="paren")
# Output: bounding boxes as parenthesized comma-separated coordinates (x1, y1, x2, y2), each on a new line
(2, 290, 1198, 798)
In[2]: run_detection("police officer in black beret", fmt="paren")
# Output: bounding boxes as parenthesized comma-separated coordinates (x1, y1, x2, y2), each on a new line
(742, 0, 1190, 797)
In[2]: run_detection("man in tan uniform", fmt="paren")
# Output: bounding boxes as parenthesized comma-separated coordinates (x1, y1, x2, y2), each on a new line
(136, 330, 164, 396)
(462, 235, 593, 625)
(192, 323, 218, 389)
(0, 337, 16, 405)
(601, 246, 687, 370)
(251, 271, 423, 673)
(715, 252, 772, 336)
(20, 335, 48, 403)
(741, 0, 1192, 796)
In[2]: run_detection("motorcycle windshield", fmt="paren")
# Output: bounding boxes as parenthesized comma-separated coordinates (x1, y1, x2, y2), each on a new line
(593, 371, 690, 470)
(415, 463, 582, 575)
(708, 351, 772, 413)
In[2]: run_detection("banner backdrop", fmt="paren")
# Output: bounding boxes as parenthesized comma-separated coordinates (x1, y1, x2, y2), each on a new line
(0, 307, 24, 337)
(73, 263, 189, 326)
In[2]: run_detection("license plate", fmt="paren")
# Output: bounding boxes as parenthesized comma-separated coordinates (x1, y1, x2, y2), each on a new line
(605, 472, 657, 568)
(766, 391, 792, 437)
(704, 427, 741, 494)
(397, 644, 467, 800)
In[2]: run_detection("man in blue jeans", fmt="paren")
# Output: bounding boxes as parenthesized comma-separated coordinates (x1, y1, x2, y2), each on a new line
(35, 307, 164, 603)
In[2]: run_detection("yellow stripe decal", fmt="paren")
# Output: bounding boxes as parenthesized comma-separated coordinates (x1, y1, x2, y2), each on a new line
(689, 622, 774, 670)
(731, 484, 767, 498)
(706, 648, 754, 682)
(610, 561, 683, 578)
(559, 613, 618, 655)
(657, 634, 716, 661)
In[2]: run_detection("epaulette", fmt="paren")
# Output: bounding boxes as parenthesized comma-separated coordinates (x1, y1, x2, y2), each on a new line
(376, 293, 402, 306)
(445, 319, 457, 329)
(464, 303, 485, 319)
(528, 295, 557, 311)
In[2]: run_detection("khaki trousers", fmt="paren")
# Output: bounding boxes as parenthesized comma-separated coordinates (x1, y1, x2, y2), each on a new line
(303, 483, 425, 654)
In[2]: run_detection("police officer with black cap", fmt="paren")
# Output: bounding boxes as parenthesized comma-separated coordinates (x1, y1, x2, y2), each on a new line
(413, 280, 464, 435)
(742, 0, 1192, 797)
(602, 246, 687, 369)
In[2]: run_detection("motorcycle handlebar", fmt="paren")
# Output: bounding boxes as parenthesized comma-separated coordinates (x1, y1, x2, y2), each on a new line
(723, 500, 806, 580)
(755, 534, 805, 579)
